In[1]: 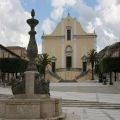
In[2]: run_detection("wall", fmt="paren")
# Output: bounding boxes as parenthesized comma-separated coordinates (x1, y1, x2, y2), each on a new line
(43, 16, 96, 70)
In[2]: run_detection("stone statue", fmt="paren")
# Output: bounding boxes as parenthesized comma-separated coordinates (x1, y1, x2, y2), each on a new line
(26, 9, 39, 71)
(12, 9, 50, 96)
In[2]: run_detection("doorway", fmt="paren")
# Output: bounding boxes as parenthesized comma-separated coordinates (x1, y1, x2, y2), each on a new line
(66, 46, 72, 69)
(66, 56, 72, 68)
(52, 62, 56, 73)
(83, 62, 87, 72)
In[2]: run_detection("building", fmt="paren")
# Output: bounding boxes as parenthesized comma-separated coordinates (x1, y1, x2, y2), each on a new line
(42, 14, 97, 82)
(0, 44, 21, 82)
(0, 44, 20, 59)
(99, 42, 120, 86)
(99, 42, 120, 59)
(0, 44, 28, 84)
(7, 46, 27, 60)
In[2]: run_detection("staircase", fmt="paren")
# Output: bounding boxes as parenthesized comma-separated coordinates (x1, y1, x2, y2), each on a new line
(56, 68, 82, 82)
(62, 99, 120, 109)
(48, 68, 96, 82)
(48, 70, 63, 81)
(75, 70, 91, 80)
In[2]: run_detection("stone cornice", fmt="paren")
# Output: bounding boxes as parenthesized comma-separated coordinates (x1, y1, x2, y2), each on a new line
(42, 34, 97, 39)
(73, 34, 97, 38)
(42, 35, 65, 39)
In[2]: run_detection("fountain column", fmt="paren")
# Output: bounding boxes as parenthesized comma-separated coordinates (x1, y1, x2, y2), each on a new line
(25, 9, 39, 97)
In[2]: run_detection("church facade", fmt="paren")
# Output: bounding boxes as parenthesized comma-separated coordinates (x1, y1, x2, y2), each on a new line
(42, 15, 97, 82)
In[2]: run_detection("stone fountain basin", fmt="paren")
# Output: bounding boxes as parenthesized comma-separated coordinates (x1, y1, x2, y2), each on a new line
(0, 97, 65, 120)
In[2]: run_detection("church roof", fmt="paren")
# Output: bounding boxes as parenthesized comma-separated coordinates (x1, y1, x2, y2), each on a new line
(42, 15, 96, 39)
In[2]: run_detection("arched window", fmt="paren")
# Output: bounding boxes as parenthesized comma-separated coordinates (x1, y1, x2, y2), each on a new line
(66, 46, 72, 68)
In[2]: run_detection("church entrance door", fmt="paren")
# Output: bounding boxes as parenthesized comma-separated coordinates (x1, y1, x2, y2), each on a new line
(66, 56, 72, 68)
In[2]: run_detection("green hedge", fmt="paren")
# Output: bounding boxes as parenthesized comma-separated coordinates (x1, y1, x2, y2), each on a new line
(100, 57, 120, 73)
(0, 58, 28, 73)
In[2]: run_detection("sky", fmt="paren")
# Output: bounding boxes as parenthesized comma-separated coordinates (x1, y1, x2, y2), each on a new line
(0, 0, 120, 53)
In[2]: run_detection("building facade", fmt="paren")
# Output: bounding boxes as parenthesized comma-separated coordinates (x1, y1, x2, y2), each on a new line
(0, 44, 21, 82)
(7, 46, 27, 60)
(42, 15, 97, 82)
(99, 42, 120, 86)
(0, 44, 28, 84)
(0, 45, 20, 59)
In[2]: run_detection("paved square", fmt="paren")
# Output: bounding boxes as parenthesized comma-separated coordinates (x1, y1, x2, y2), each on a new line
(0, 81, 120, 120)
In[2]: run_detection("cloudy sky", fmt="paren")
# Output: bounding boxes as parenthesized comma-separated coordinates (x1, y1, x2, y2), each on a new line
(0, 0, 120, 53)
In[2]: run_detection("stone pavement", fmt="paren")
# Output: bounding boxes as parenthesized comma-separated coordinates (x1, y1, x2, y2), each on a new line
(50, 82, 120, 104)
(63, 107, 120, 120)
(50, 82, 120, 93)
(0, 81, 120, 120)
(0, 86, 12, 98)
(50, 82, 120, 120)
(51, 91, 120, 104)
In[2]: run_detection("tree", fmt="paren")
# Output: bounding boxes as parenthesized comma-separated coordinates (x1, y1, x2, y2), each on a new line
(36, 53, 51, 79)
(87, 49, 98, 80)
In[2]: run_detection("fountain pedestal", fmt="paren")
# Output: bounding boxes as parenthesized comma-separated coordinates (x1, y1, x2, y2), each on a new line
(25, 71, 37, 97)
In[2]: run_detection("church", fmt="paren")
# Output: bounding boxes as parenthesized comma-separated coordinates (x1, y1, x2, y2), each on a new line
(42, 14, 97, 82)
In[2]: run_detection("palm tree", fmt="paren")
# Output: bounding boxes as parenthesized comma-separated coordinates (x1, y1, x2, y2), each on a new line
(88, 49, 98, 80)
(36, 53, 51, 79)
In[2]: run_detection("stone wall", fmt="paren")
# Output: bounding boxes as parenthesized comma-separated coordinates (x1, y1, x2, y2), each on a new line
(0, 98, 64, 120)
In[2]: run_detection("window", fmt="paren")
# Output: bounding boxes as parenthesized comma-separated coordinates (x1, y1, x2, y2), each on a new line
(67, 29, 71, 40)
(66, 46, 72, 68)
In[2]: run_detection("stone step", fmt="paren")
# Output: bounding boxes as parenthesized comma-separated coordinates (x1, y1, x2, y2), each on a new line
(63, 103, 120, 105)
(63, 105, 120, 109)
(50, 85, 120, 93)
(62, 104, 120, 109)
(63, 99, 98, 103)
(62, 100, 120, 109)
(62, 103, 120, 106)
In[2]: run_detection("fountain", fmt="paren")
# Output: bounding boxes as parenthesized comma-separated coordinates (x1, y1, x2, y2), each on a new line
(0, 9, 65, 120)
